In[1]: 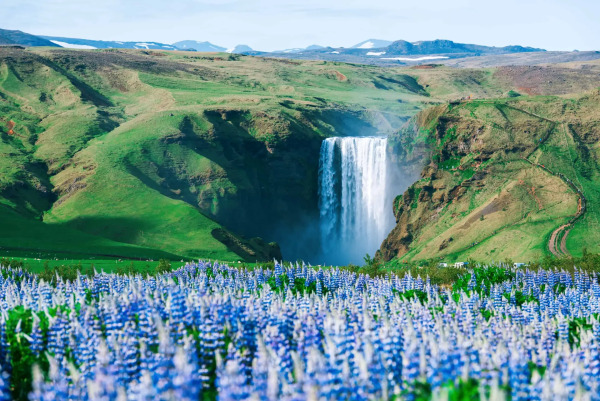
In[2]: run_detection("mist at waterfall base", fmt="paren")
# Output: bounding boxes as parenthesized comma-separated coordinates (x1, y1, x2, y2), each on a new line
(316, 136, 401, 266)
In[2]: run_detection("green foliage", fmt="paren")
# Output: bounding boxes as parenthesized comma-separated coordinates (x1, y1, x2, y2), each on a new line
(37, 261, 93, 283)
(553, 283, 567, 294)
(338, 253, 389, 277)
(533, 252, 600, 274)
(113, 261, 156, 276)
(114, 258, 174, 276)
(445, 378, 481, 401)
(411, 187, 422, 209)
(527, 361, 547, 379)
(404, 378, 481, 401)
(503, 290, 539, 307)
(409, 380, 433, 401)
(507, 90, 521, 98)
(363, 253, 375, 267)
(480, 309, 494, 321)
(393, 195, 403, 214)
(452, 266, 515, 295)
(155, 259, 172, 274)
(5, 306, 51, 400)
(438, 156, 462, 170)
(382, 258, 468, 286)
(459, 167, 476, 181)
(265, 275, 329, 296)
(565, 316, 596, 346)
(394, 289, 428, 303)
(0, 258, 24, 268)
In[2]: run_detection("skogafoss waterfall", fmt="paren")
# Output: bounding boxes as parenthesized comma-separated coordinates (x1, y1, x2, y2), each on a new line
(318, 136, 395, 265)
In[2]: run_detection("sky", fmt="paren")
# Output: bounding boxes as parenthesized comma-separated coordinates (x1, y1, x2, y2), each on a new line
(2, 0, 599, 51)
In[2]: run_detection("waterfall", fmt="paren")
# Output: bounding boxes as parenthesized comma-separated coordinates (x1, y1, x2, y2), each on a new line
(318, 136, 394, 265)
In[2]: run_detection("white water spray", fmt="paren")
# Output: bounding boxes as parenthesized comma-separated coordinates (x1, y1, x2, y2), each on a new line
(318, 137, 395, 265)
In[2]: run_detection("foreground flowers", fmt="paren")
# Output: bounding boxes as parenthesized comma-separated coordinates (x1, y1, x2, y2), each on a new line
(0, 263, 599, 400)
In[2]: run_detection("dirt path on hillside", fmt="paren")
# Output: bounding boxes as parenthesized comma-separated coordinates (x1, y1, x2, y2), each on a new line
(549, 224, 569, 257)
(516, 117, 588, 257)
(521, 156, 585, 257)
(560, 227, 572, 256)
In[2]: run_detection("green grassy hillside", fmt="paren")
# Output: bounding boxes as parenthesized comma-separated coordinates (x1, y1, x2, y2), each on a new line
(380, 90, 600, 263)
(0, 47, 437, 261)
(1, 47, 598, 262)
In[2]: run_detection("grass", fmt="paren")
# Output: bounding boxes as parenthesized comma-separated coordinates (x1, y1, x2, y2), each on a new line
(0, 205, 182, 260)
(1, 47, 599, 264)
(384, 92, 600, 263)
(0, 256, 185, 273)
(0, 47, 442, 262)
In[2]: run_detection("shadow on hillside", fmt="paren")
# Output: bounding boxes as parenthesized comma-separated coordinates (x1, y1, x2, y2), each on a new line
(53, 215, 157, 245)
(0, 209, 180, 260)
(211, 228, 281, 262)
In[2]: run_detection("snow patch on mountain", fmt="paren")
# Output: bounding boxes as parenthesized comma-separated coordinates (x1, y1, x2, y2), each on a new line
(351, 39, 393, 49)
(50, 40, 97, 50)
(358, 41, 375, 49)
(133, 42, 175, 50)
(366, 51, 386, 56)
(227, 44, 253, 54)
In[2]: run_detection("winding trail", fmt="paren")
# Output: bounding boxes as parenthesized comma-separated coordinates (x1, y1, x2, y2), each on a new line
(515, 116, 587, 257)
(560, 227, 572, 255)
(521, 158, 586, 257)
(447, 102, 587, 258)
(549, 224, 569, 257)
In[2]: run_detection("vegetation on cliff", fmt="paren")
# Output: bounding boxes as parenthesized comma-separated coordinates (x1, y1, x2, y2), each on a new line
(0, 47, 434, 262)
(381, 88, 600, 262)
(1, 46, 599, 263)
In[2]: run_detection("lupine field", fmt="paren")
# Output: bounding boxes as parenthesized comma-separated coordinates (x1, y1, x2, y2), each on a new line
(1, 262, 600, 400)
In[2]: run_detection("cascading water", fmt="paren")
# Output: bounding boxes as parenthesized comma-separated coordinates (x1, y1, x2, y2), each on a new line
(318, 136, 395, 265)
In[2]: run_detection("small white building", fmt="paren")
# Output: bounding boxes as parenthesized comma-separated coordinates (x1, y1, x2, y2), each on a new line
(438, 263, 448, 268)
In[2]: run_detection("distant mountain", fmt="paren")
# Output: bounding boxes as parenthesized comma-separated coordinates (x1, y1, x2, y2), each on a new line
(0, 28, 59, 47)
(40, 36, 178, 50)
(351, 39, 393, 49)
(5, 29, 553, 68)
(264, 39, 547, 66)
(274, 45, 325, 54)
(172, 40, 226, 52)
(227, 44, 254, 54)
(385, 39, 545, 55)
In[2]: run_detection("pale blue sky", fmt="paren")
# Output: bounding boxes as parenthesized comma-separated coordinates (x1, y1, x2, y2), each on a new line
(3, 0, 599, 51)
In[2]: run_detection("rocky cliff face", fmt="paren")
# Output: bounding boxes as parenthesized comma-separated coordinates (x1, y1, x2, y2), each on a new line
(379, 92, 600, 262)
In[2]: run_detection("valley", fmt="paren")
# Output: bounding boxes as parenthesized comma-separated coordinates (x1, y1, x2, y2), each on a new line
(0, 46, 599, 264)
